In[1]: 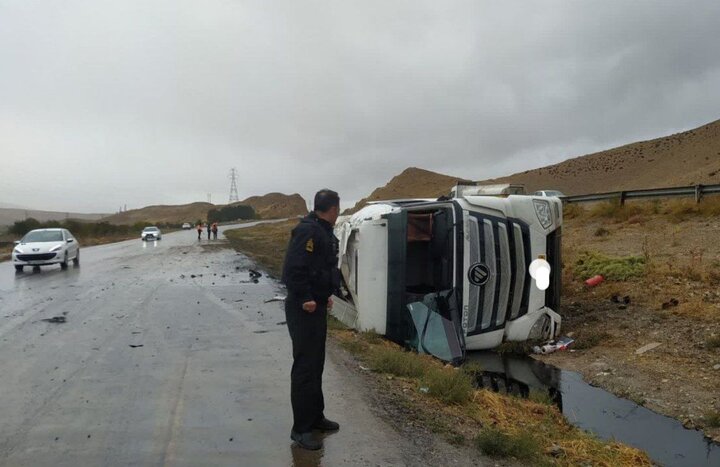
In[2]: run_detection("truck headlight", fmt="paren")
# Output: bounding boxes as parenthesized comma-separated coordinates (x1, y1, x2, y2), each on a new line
(50, 245, 63, 252)
(13, 247, 23, 254)
(533, 200, 553, 229)
(528, 314, 550, 340)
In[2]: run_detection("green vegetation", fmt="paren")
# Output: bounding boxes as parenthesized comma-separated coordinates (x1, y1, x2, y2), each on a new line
(474, 426, 541, 461)
(207, 204, 257, 223)
(703, 411, 720, 428)
(574, 251, 646, 281)
(224, 220, 295, 276)
(421, 367, 474, 404)
(8, 217, 169, 240)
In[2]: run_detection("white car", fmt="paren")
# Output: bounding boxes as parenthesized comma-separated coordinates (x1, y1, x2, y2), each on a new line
(12, 228, 80, 272)
(182, 223, 192, 230)
(533, 190, 566, 198)
(141, 226, 162, 241)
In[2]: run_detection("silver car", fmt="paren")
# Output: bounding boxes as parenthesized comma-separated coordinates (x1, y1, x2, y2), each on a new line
(141, 226, 162, 241)
(12, 228, 80, 272)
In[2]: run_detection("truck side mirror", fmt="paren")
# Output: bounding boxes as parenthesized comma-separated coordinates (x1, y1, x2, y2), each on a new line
(14, 240, 20, 245)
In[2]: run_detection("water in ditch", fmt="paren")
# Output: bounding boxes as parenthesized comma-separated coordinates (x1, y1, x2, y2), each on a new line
(466, 351, 720, 467)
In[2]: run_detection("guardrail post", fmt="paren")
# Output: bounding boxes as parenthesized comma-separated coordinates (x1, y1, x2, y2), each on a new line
(695, 185, 703, 204)
(619, 191, 626, 206)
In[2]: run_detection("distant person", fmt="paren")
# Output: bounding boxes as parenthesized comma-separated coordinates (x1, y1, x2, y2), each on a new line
(207, 222, 212, 240)
(281, 189, 341, 451)
(196, 223, 203, 240)
(211, 222, 218, 240)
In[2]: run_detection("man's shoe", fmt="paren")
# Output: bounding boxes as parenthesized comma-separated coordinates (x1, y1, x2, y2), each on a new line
(290, 430, 322, 451)
(312, 417, 340, 432)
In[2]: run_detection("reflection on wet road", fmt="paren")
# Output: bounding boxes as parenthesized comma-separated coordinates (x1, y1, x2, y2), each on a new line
(0, 225, 412, 466)
(467, 352, 720, 467)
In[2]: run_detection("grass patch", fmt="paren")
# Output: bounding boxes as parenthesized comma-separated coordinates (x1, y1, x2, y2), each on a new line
(474, 426, 541, 461)
(574, 251, 646, 281)
(572, 330, 611, 350)
(594, 227, 610, 237)
(224, 220, 295, 276)
(703, 411, 720, 428)
(421, 367, 474, 404)
(705, 335, 720, 350)
(528, 388, 555, 405)
(367, 347, 427, 378)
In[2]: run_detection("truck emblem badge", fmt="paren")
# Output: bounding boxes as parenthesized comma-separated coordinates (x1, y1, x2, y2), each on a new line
(32, 248, 40, 252)
(468, 263, 490, 286)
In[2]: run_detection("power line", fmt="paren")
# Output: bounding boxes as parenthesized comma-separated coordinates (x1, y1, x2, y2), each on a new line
(228, 168, 239, 203)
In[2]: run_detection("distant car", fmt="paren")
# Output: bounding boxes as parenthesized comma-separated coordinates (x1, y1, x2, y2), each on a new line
(12, 228, 80, 272)
(182, 223, 192, 230)
(534, 190, 566, 198)
(141, 226, 162, 241)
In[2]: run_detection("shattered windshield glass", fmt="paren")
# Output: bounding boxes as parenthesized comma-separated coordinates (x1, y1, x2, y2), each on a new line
(407, 299, 463, 363)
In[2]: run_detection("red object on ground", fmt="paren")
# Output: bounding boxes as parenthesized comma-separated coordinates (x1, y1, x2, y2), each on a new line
(585, 275, 604, 287)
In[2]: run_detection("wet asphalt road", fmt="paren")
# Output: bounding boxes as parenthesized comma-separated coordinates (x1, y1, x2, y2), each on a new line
(0, 224, 415, 466)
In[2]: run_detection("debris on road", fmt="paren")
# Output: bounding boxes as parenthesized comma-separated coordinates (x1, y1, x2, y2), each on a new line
(635, 342, 662, 355)
(129, 344, 144, 348)
(533, 336, 575, 354)
(264, 295, 286, 303)
(41, 316, 66, 324)
(585, 275, 605, 287)
(276, 321, 286, 326)
(611, 294, 631, 305)
(249, 269, 262, 278)
(253, 330, 268, 334)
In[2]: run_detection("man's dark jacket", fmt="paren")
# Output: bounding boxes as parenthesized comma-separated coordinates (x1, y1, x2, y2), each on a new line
(282, 212, 340, 303)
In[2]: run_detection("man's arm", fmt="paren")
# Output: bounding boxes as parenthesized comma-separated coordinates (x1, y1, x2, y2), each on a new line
(283, 224, 316, 305)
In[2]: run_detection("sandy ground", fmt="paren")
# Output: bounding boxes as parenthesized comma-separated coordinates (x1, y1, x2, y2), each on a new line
(542, 212, 720, 441)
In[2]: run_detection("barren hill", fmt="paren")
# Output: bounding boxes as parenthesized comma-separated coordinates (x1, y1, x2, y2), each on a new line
(101, 193, 307, 225)
(485, 119, 720, 195)
(233, 193, 307, 219)
(348, 167, 469, 212)
(101, 202, 216, 225)
(351, 119, 720, 208)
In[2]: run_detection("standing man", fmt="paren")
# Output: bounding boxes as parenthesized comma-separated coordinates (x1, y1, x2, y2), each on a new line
(281, 189, 341, 451)
(206, 222, 212, 240)
(196, 222, 203, 241)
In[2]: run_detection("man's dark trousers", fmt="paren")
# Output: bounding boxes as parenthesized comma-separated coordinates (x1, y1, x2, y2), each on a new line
(285, 293, 327, 433)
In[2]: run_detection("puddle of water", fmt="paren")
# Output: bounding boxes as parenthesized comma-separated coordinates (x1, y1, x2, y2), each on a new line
(466, 351, 720, 467)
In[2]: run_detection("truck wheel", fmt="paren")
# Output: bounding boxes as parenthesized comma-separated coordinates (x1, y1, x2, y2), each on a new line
(60, 253, 68, 270)
(14, 265, 23, 272)
(73, 250, 80, 265)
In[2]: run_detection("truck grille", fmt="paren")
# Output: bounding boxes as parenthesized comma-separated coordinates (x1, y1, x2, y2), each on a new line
(545, 227, 561, 312)
(467, 214, 531, 336)
(17, 253, 56, 261)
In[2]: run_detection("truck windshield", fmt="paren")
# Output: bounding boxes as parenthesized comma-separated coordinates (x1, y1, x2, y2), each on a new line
(407, 297, 463, 363)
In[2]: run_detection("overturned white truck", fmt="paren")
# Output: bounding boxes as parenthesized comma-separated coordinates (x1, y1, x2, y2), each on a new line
(332, 184, 562, 363)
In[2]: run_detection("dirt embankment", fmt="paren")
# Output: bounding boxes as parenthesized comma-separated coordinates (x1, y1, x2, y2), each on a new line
(545, 198, 720, 441)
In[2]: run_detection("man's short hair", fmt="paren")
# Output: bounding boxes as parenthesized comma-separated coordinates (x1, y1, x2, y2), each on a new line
(314, 189, 340, 212)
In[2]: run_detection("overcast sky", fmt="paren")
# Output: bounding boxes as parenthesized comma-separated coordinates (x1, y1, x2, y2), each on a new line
(1, 1, 719, 213)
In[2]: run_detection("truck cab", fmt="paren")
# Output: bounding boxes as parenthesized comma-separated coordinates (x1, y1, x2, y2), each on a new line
(334, 185, 562, 362)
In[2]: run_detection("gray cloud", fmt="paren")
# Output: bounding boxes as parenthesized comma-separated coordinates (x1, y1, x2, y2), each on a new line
(1, 0, 719, 212)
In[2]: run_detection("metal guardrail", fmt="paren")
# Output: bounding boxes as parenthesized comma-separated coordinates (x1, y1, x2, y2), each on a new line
(564, 183, 720, 205)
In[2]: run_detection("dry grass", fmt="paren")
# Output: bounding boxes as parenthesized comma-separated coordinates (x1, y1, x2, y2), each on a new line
(224, 220, 296, 276)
